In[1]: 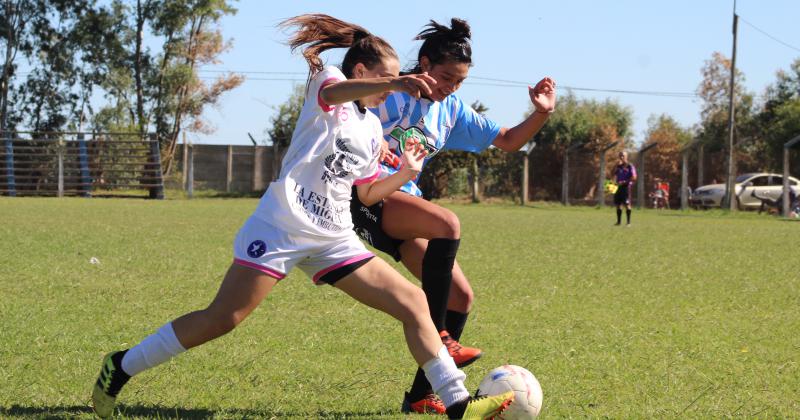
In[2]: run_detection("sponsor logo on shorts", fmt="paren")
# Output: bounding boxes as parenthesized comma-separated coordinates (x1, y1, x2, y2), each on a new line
(355, 227, 374, 245)
(359, 205, 377, 223)
(247, 240, 267, 258)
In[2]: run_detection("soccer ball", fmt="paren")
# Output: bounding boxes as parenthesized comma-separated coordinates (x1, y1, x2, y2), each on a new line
(476, 365, 543, 419)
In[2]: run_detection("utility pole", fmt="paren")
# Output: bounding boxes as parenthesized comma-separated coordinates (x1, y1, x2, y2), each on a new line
(724, 0, 739, 210)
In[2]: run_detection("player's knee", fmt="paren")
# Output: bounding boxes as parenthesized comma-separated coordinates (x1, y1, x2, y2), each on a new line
(449, 284, 474, 312)
(434, 209, 460, 238)
(205, 308, 245, 336)
(398, 287, 430, 325)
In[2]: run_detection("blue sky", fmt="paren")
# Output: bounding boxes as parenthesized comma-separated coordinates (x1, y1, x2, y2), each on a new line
(193, 0, 800, 146)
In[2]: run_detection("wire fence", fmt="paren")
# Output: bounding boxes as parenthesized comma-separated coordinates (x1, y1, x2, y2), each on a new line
(1, 132, 164, 198)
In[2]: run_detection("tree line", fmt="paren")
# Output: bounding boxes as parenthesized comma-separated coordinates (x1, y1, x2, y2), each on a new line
(1, 0, 242, 173)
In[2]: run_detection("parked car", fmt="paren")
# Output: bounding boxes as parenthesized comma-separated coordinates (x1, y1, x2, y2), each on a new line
(690, 173, 800, 209)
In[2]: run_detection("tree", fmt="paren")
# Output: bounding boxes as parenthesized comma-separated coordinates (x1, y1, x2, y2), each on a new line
(751, 58, 800, 172)
(530, 92, 633, 200)
(695, 52, 755, 176)
(1, 0, 102, 133)
(89, 0, 243, 174)
(642, 114, 693, 205)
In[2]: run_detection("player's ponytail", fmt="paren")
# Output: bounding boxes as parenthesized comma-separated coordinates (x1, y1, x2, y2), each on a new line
(280, 14, 397, 80)
(408, 18, 473, 74)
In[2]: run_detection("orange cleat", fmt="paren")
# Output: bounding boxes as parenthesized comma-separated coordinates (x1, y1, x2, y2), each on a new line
(401, 391, 447, 414)
(440, 330, 482, 368)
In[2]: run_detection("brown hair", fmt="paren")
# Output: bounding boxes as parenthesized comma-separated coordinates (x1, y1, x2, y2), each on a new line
(279, 14, 397, 80)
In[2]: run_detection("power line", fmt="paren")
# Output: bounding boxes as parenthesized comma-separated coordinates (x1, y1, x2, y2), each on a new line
(198, 69, 699, 99)
(468, 76, 698, 98)
(739, 16, 800, 53)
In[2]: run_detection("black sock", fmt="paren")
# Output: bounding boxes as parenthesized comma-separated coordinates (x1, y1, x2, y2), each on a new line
(616, 208, 622, 224)
(409, 239, 460, 402)
(446, 398, 469, 419)
(445, 310, 469, 341)
(422, 238, 460, 331)
(626, 209, 631, 224)
(408, 368, 432, 401)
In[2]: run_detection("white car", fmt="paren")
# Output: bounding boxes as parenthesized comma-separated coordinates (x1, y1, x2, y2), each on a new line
(690, 172, 800, 209)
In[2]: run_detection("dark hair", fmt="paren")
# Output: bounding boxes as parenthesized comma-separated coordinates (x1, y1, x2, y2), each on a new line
(279, 14, 397, 80)
(408, 18, 472, 74)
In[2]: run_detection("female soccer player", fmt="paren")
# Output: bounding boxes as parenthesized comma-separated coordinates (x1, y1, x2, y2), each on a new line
(350, 18, 556, 413)
(91, 14, 512, 420)
(613, 151, 637, 225)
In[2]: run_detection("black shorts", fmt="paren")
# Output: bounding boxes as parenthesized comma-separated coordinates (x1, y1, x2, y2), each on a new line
(317, 256, 374, 286)
(350, 187, 404, 262)
(614, 184, 631, 206)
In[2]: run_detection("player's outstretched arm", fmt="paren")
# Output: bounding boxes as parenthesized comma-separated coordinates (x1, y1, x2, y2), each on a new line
(320, 73, 437, 106)
(492, 77, 556, 152)
(356, 139, 427, 206)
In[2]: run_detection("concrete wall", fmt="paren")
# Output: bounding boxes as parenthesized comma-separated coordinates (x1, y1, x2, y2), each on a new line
(173, 144, 283, 193)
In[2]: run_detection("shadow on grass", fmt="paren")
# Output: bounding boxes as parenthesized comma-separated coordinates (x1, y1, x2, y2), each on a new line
(1, 403, 397, 419)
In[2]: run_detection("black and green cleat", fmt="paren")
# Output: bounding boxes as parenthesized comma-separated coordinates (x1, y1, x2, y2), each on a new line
(447, 390, 515, 419)
(91, 350, 130, 419)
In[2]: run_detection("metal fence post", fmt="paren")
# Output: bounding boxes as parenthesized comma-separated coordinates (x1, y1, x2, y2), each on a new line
(521, 141, 536, 206)
(783, 135, 800, 217)
(680, 139, 700, 211)
(186, 144, 194, 199)
(57, 139, 64, 198)
(77, 132, 91, 197)
(3, 131, 15, 196)
(681, 151, 689, 210)
(148, 133, 165, 199)
(226, 145, 233, 193)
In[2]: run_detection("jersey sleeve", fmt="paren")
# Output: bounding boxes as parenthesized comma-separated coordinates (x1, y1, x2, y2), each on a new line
(443, 96, 501, 152)
(371, 92, 408, 137)
(308, 67, 346, 114)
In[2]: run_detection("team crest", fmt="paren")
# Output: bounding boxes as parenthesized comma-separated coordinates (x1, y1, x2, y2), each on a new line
(246, 240, 267, 258)
(388, 126, 439, 157)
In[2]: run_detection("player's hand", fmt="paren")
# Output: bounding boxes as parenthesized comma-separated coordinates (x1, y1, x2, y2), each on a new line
(378, 139, 400, 168)
(400, 137, 427, 175)
(392, 73, 437, 99)
(530, 77, 556, 114)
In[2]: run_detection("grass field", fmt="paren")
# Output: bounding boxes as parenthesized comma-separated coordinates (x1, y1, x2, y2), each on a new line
(1, 197, 798, 419)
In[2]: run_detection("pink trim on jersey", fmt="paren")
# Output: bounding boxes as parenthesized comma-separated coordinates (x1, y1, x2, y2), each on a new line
(317, 77, 341, 112)
(353, 170, 380, 186)
(233, 258, 286, 280)
(312, 252, 374, 284)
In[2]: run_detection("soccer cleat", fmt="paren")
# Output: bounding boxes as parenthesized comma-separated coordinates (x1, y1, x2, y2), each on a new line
(440, 330, 482, 368)
(92, 350, 131, 419)
(401, 391, 447, 414)
(447, 390, 515, 419)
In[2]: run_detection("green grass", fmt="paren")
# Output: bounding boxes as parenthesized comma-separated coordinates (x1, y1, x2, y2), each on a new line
(1, 197, 798, 418)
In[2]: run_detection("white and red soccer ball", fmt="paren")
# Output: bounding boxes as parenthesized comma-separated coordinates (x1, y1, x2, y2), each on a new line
(476, 365, 543, 419)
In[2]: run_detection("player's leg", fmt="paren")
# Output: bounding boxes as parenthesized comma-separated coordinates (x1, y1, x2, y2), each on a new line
(332, 257, 513, 419)
(92, 263, 279, 418)
(382, 191, 460, 329)
(395, 239, 481, 413)
(92, 216, 288, 418)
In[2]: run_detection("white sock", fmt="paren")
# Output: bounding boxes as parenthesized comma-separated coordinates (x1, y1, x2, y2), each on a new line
(121, 322, 186, 376)
(422, 345, 469, 408)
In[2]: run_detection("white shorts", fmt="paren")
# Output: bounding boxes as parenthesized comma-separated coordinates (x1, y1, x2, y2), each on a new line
(232, 216, 374, 285)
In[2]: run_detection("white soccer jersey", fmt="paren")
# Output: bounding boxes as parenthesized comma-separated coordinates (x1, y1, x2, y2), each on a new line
(254, 66, 382, 239)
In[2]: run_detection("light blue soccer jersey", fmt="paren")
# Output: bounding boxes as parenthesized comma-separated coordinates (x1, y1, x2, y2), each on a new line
(371, 91, 501, 196)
